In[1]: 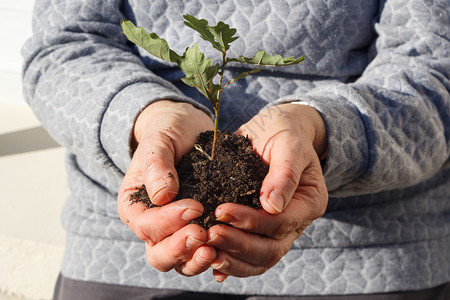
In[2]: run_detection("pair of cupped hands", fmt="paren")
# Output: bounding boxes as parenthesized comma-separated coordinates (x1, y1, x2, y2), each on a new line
(118, 100, 328, 282)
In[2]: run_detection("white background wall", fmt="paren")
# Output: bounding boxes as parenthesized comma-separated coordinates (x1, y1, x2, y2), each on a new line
(0, 1, 68, 299)
(0, 1, 33, 107)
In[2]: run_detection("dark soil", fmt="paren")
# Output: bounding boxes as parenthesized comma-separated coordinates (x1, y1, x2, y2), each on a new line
(130, 130, 269, 228)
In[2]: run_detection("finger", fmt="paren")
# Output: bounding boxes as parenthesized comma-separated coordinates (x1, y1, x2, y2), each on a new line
(212, 270, 229, 282)
(207, 224, 297, 268)
(175, 245, 217, 276)
(257, 131, 310, 214)
(146, 224, 208, 272)
(136, 130, 180, 205)
(214, 174, 327, 240)
(214, 202, 303, 240)
(120, 197, 204, 243)
(210, 250, 267, 278)
(117, 153, 152, 217)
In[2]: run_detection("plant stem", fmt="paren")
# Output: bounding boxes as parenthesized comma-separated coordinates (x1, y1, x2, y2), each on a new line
(211, 107, 219, 160)
(211, 52, 227, 160)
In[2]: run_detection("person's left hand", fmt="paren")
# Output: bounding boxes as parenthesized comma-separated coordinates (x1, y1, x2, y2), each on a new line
(206, 103, 329, 281)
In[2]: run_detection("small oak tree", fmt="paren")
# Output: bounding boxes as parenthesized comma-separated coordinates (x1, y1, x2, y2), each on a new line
(121, 15, 305, 159)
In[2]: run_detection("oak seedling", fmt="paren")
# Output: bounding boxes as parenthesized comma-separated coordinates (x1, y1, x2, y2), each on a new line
(121, 14, 305, 159)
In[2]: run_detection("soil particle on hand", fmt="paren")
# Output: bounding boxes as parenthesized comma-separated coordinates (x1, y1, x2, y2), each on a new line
(129, 130, 269, 228)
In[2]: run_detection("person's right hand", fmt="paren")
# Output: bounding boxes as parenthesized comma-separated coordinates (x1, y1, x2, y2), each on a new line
(117, 100, 217, 276)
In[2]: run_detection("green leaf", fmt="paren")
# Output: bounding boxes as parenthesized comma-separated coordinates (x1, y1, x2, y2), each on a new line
(120, 20, 180, 63)
(183, 14, 239, 53)
(228, 50, 305, 66)
(178, 43, 220, 106)
(210, 21, 239, 52)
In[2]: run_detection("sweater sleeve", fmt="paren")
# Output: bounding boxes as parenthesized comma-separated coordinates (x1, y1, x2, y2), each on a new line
(281, 0, 450, 197)
(21, 0, 211, 174)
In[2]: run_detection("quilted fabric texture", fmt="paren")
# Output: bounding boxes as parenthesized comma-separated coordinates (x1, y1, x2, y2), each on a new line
(22, 0, 450, 296)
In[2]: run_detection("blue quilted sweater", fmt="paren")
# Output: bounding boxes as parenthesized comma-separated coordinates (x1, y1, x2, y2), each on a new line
(22, 0, 450, 296)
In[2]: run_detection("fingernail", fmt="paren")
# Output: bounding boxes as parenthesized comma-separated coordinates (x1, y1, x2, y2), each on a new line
(195, 253, 211, 265)
(211, 259, 229, 271)
(267, 189, 285, 213)
(206, 233, 221, 245)
(215, 212, 233, 223)
(181, 208, 203, 221)
(150, 178, 168, 200)
(213, 270, 228, 283)
(186, 235, 204, 249)
(216, 276, 227, 283)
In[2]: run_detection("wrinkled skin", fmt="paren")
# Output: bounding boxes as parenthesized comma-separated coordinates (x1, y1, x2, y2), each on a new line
(118, 100, 328, 281)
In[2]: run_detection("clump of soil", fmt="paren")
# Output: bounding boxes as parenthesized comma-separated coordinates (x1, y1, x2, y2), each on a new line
(130, 130, 269, 228)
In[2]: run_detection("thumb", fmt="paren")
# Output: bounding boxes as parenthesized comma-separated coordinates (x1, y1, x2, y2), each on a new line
(136, 130, 180, 206)
(258, 132, 309, 214)
(127, 100, 214, 206)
